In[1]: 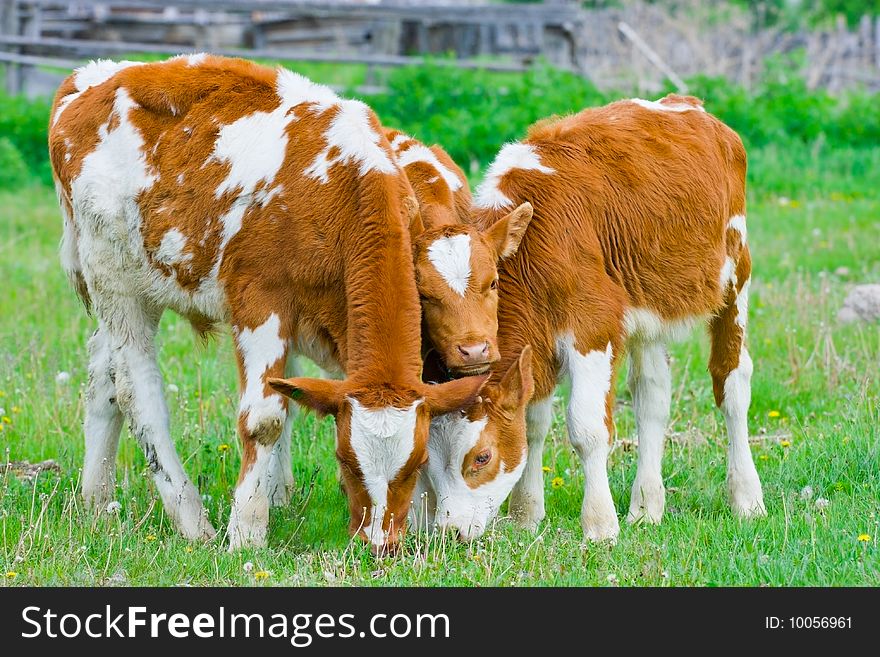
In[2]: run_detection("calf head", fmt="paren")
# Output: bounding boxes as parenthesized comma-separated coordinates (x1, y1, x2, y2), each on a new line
(421, 346, 534, 540)
(410, 203, 533, 377)
(269, 374, 487, 553)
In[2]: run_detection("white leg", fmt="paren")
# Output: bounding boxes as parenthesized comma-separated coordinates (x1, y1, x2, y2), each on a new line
(112, 326, 215, 540)
(82, 324, 124, 508)
(509, 396, 553, 531)
(722, 347, 765, 517)
(562, 338, 619, 542)
(227, 442, 274, 550)
(266, 355, 301, 507)
(627, 341, 671, 524)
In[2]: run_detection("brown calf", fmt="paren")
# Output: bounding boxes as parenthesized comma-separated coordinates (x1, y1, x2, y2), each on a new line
(382, 128, 533, 376)
(49, 55, 486, 552)
(418, 95, 766, 541)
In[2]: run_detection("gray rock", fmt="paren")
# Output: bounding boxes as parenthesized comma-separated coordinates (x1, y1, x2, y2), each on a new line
(838, 284, 880, 323)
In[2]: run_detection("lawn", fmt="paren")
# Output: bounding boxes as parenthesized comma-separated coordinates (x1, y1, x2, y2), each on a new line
(1, 147, 878, 586)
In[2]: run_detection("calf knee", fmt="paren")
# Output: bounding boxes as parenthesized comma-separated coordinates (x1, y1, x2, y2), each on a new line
(240, 396, 286, 445)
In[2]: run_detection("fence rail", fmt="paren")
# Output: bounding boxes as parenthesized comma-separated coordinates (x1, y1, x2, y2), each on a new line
(2, 1, 879, 99)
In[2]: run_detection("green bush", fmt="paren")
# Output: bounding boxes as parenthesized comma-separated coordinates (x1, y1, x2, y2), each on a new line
(0, 93, 52, 184)
(0, 137, 31, 189)
(0, 57, 878, 193)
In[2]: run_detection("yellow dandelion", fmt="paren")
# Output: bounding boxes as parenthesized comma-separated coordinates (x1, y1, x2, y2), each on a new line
(11, 406, 20, 414)
(218, 443, 230, 453)
(473, 554, 481, 562)
(5, 571, 17, 579)
(858, 534, 871, 543)
(185, 546, 193, 553)
(768, 410, 781, 418)
(542, 466, 551, 473)
(254, 570, 270, 581)
(759, 454, 769, 461)
(551, 477, 564, 489)
(0, 391, 6, 398)
(789, 200, 801, 208)
(780, 440, 791, 448)
(145, 534, 157, 542)
(0, 424, 5, 432)
(1, 416, 10, 424)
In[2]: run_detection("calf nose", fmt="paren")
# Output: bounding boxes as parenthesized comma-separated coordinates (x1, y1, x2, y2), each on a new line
(456, 342, 490, 364)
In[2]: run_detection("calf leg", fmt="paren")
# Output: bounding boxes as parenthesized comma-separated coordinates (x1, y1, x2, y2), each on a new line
(227, 312, 290, 550)
(82, 323, 124, 508)
(709, 247, 765, 518)
(265, 355, 302, 508)
(109, 305, 215, 540)
(627, 341, 671, 524)
(509, 396, 553, 532)
(560, 334, 621, 542)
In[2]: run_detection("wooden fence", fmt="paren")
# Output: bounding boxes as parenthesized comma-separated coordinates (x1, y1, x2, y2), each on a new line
(2, 1, 879, 98)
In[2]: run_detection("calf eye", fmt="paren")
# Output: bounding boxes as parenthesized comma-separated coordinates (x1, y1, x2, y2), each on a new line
(474, 449, 492, 469)
(490, 279, 498, 290)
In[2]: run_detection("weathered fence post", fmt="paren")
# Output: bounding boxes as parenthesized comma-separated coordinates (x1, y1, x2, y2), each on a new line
(1, 0, 21, 95)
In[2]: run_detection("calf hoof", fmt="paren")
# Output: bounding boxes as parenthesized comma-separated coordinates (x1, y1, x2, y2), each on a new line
(627, 477, 666, 524)
(728, 470, 766, 518)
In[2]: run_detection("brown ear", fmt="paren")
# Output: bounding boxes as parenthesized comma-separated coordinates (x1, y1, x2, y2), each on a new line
(267, 377, 344, 417)
(497, 346, 534, 413)
(423, 373, 489, 418)
(485, 202, 533, 260)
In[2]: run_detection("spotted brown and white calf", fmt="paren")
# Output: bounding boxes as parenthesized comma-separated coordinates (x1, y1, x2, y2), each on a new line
(49, 55, 487, 552)
(417, 95, 766, 541)
(382, 128, 533, 377)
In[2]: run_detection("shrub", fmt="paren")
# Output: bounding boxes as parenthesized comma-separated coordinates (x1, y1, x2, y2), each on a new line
(0, 137, 31, 189)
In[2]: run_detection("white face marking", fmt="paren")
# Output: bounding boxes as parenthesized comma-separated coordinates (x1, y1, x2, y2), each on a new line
(348, 398, 422, 546)
(396, 143, 463, 192)
(425, 414, 526, 541)
(630, 97, 706, 113)
(304, 100, 397, 184)
(475, 142, 554, 210)
(623, 307, 703, 343)
(155, 228, 192, 266)
(70, 87, 157, 218)
(727, 214, 747, 244)
(427, 234, 471, 297)
(235, 313, 286, 434)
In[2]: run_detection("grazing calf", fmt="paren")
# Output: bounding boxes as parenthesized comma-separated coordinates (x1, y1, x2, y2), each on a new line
(418, 95, 766, 541)
(382, 128, 533, 376)
(49, 55, 486, 552)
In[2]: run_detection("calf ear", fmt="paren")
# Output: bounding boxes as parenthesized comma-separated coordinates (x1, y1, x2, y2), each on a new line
(267, 377, 344, 417)
(423, 374, 489, 418)
(498, 346, 534, 413)
(486, 202, 533, 260)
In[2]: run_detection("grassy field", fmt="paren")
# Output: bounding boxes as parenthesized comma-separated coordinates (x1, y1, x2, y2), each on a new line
(1, 146, 878, 586)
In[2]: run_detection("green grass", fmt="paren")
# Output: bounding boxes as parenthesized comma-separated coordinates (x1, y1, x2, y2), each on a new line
(1, 147, 878, 586)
